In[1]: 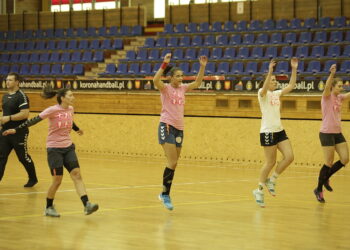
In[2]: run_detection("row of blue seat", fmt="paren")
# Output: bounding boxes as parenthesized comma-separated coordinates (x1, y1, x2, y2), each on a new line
(0, 25, 143, 40)
(122, 45, 350, 62)
(100, 60, 350, 77)
(145, 31, 350, 48)
(0, 39, 123, 51)
(0, 51, 104, 63)
(162, 17, 349, 34)
(0, 63, 84, 76)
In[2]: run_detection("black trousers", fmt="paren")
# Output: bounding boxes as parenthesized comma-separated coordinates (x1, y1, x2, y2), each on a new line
(0, 129, 37, 181)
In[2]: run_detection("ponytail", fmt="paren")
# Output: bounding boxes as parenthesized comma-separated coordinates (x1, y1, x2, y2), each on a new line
(41, 84, 70, 104)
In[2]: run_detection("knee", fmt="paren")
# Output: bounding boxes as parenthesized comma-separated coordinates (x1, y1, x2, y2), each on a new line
(52, 178, 62, 188)
(70, 169, 82, 181)
(265, 161, 276, 168)
(286, 154, 294, 164)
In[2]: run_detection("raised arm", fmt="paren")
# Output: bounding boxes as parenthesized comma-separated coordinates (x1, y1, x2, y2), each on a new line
(260, 59, 276, 97)
(323, 64, 336, 97)
(187, 56, 208, 91)
(2, 115, 43, 136)
(153, 53, 172, 91)
(281, 57, 298, 96)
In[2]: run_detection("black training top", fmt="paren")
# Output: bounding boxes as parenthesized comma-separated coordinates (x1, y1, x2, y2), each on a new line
(1, 89, 30, 130)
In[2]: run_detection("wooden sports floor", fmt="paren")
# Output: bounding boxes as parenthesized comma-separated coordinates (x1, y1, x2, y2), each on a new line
(0, 151, 349, 250)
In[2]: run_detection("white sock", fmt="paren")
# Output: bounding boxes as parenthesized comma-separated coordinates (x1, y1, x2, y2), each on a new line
(270, 172, 279, 182)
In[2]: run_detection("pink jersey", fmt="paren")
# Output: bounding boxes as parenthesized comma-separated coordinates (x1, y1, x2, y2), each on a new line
(320, 93, 345, 133)
(39, 104, 74, 148)
(159, 84, 189, 130)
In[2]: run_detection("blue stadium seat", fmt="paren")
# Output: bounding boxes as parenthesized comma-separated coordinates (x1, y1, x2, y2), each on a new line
(290, 18, 303, 29)
(163, 23, 173, 34)
(19, 64, 30, 75)
(78, 40, 89, 50)
(66, 28, 75, 38)
(339, 60, 350, 74)
(310, 45, 324, 58)
(124, 50, 136, 61)
(251, 47, 264, 59)
(108, 26, 119, 37)
(305, 61, 321, 74)
(46, 40, 56, 50)
(263, 19, 275, 31)
(230, 62, 244, 74)
(203, 35, 215, 46)
(0, 65, 10, 75)
(16, 42, 25, 51)
(40, 64, 51, 75)
(205, 62, 216, 75)
(93, 51, 104, 62)
(128, 63, 140, 75)
(9, 54, 19, 63)
(54, 29, 65, 38)
(23, 30, 34, 39)
(131, 25, 142, 36)
(229, 34, 241, 45)
(187, 23, 198, 33)
(155, 37, 167, 48)
(175, 23, 186, 33)
(276, 19, 289, 30)
(255, 33, 269, 44)
(76, 28, 87, 38)
(167, 37, 178, 47)
(71, 51, 82, 62)
(160, 49, 171, 60)
(326, 45, 341, 58)
(191, 35, 202, 46)
(210, 47, 222, 60)
(270, 32, 283, 44)
(223, 47, 235, 59)
(151, 63, 162, 74)
(237, 47, 249, 59)
(334, 16, 346, 28)
(73, 64, 84, 75)
(275, 61, 289, 74)
(18, 53, 29, 63)
(304, 18, 317, 29)
(0, 53, 9, 63)
(244, 62, 258, 75)
(295, 46, 309, 58)
(68, 40, 78, 50)
(6, 42, 15, 51)
(101, 39, 112, 50)
(329, 31, 343, 43)
(297, 60, 304, 73)
(14, 31, 23, 40)
(216, 35, 228, 46)
(198, 48, 210, 58)
(279, 46, 293, 59)
(29, 64, 40, 75)
(216, 62, 230, 75)
(62, 64, 73, 75)
(199, 22, 210, 33)
(6, 31, 15, 40)
(45, 29, 54, 39)
(9, 64, 19, 73)
(60, 52, 71, 63)
(82, 51, 93, 62)
(172, 49, 183, 60)
(112, 39, 123, 49)
(223, 21, 235, 32)
(179, 36, 190, 47)
(190, 62, 200, 75)
(298, 32, 312, 44)
(89, 40, 100, 50)
(39, 53, 50, 63)
(264, 47, 277, 59)
(345, 31, 350, 42)
(236, 20, 247, 31)
(98, 27, 108, 37)
(25, 41, 35, 50)
(57, 40, 67, 50)
(242, 34, 254, 45)
(249, 20, 262, 31)
(341, 45, 350, 58)
(50, 52, 60, 62)
(312, 31, 327, 43)
(148, 49, 160, 60)
(322, 60, 337, 73)
(178, 62, 189, 75)
(319, 17, 331, 28)
(140, 63, 152, 75)
(100, 63, 117, 76)
(51, 64, 63, 75)
(136, 49, 148, 60)
(212, 21, 222, 32)
(29, 53, 39, 63)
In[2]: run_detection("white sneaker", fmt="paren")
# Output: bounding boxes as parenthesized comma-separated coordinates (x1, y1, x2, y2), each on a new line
(253, 189, 265, 207)
(265, 178, 276, 196)
(45, 206, 60, 217)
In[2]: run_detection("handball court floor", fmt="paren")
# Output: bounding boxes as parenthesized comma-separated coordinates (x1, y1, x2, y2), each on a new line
(0, 151, 349, 250)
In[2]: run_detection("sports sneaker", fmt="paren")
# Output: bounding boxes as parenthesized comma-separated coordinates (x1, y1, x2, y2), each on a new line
(45, 206, 60, 217)
(323, 180, 333, 192)
(24, 178, 38, 188)
(265, 178, 276, 196)
(253, 189, 265, 207)
(313, 188, 325, 203)
(158, 193, 174, 210)
(84, 202, 99, 215)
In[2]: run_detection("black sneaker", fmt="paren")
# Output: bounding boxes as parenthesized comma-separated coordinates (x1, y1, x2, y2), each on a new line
(323, 180, 333, 192)
(24, 179, 38, 188)
(314, 188, 325, 203)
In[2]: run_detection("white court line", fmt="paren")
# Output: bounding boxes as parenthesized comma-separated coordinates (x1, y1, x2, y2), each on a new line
(0, 175, 323, 197)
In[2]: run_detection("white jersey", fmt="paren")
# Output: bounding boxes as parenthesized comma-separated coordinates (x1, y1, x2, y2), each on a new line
(258, 88, 283, 133)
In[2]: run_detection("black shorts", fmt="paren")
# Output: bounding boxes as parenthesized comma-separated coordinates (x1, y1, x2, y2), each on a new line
(158, 122, 184, 147)
(319, 132, 346, 146)
(47, 144, 80, 176)
(260, 130, 288, 146)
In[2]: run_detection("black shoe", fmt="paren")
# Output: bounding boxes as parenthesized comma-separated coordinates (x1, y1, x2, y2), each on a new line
(323, 180, 333, 192)
(24, 179, 38, 188)
(313, 188, 325, 203)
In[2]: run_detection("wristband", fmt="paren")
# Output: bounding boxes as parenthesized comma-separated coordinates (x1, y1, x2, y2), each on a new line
(161, 62, 168, 70)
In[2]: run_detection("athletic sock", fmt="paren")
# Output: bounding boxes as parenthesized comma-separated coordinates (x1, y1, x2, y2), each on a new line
(317, 164, 331, 191)
(46, 198, 54, 208)
(326, 160, 345, 179)
(81, 195, 89, 206)
(162, 167, 175, 195)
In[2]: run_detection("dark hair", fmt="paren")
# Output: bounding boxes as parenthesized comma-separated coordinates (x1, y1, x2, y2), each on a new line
(163, 65, 182, 77)
(7, 72, 21, 82)
(41, 84, 70, 104)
